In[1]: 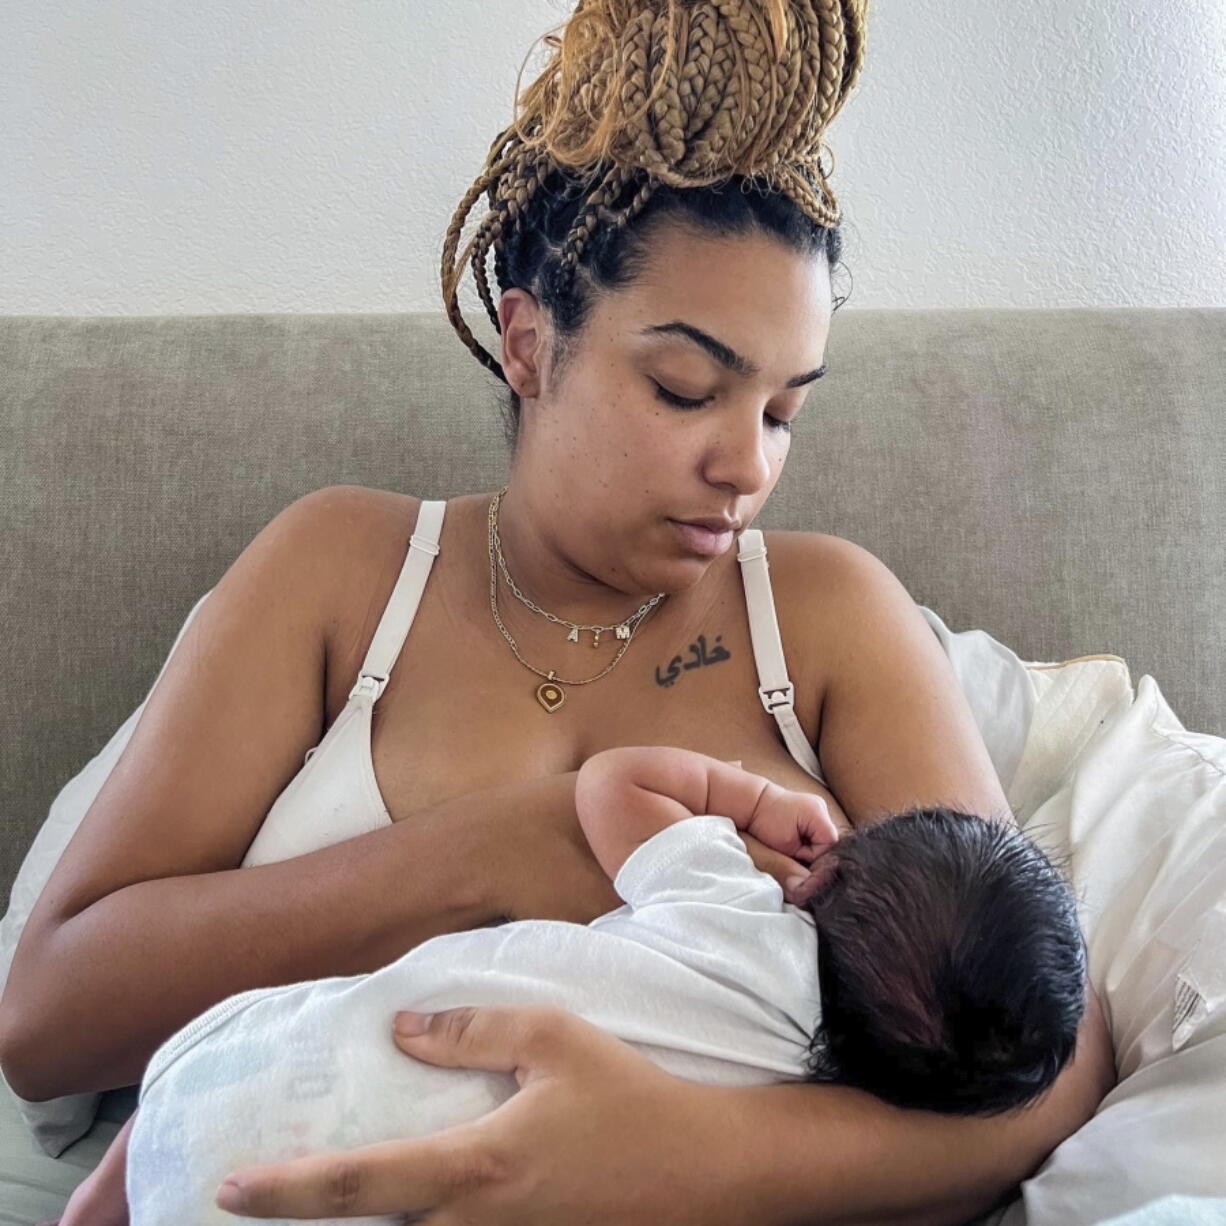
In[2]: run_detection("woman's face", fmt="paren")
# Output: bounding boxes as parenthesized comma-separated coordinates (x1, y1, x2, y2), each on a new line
(500, 222, 833, 594)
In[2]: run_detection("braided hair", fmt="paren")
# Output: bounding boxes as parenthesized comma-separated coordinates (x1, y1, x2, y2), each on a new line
(441, 0, 870, 451)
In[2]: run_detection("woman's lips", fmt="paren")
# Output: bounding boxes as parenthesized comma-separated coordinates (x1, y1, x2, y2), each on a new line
(670, 519, 735, 557)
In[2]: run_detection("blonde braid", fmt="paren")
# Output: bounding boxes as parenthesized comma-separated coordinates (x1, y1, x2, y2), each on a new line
(441, 0, 870, 382)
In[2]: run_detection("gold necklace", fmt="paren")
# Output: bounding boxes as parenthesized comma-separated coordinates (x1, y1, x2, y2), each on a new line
(490, 486, 665, 645)
(487, 488, 667, 712)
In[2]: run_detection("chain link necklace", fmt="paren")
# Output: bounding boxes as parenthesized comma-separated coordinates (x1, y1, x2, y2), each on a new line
(491, 486, 665, 645)
(487, 487, 668, 712)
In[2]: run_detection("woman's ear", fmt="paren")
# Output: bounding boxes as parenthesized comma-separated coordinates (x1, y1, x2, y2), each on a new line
(498, 289, 546, 398)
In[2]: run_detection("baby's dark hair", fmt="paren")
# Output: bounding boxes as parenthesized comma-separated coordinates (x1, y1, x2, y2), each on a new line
(803, 807, 1087, 1116)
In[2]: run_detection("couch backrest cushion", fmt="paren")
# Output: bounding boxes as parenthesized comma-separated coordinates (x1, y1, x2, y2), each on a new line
(2, 307, 1223, 896)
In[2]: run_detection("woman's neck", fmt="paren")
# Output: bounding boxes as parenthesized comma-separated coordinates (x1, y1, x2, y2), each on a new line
(485, 485, 675, 632)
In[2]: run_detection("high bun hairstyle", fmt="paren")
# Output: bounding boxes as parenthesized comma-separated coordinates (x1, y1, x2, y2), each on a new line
(440, 0, 871, 452)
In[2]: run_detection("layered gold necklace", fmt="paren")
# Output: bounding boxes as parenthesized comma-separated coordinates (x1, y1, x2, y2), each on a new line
(486, 486, 667, 712)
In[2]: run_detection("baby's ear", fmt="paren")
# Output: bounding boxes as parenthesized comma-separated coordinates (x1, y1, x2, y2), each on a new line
(802, 850, 841, 898)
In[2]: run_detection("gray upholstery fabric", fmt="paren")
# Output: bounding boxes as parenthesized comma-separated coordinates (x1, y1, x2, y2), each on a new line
(0, 1073, 130, 1224)
(2, 307, 1224, 905)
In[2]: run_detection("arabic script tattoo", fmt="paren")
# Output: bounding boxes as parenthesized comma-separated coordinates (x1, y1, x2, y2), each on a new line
(654, 632, 732, 687)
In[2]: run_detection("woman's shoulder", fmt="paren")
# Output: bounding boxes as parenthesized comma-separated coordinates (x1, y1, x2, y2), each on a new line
(760, 526, 877, 564)
(286, 484, 422, 537)
(754, 529, 909, 708)
(759, 528, 889, 611)
(281, 485, 425, 578)
(280, 486, 433, 708)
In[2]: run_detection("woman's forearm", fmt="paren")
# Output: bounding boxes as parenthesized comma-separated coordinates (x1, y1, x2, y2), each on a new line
(715, 988, 1115, 1226)
(0, 772, 577, 1103)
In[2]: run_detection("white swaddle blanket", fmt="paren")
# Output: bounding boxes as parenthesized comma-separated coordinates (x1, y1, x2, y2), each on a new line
(126, 815, 822, 1226)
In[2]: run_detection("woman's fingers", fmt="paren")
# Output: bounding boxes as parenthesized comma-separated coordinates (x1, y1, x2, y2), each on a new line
(389, 1003, 609, 1088)
(214, 1005, 629, 1220)
(215, 1125, 499, 1219)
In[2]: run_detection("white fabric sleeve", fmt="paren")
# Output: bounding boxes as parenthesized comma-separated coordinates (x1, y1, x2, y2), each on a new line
(612, 814, 785, 913)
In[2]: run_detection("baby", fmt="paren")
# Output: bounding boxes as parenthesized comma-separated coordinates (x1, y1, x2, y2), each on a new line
(60, 747, 1088, 1226)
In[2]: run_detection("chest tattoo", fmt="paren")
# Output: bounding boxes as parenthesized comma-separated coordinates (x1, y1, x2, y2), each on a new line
(654, 632, 732, 688)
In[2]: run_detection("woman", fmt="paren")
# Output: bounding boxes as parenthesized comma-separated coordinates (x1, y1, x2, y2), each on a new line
(3, 1, 1115, 1222)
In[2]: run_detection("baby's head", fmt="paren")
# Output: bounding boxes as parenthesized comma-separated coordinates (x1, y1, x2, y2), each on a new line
(802, 808, 1086, 1116)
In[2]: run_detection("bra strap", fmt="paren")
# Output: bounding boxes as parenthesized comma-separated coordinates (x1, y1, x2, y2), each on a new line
(735, 528, 827, 784)
(348, 499, 447, 707)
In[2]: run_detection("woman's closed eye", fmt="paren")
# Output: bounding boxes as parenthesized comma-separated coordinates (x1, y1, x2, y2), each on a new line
(650, 379, 791, 432)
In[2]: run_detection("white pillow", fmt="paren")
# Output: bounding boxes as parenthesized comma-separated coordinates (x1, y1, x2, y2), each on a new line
(916, 605, 1038, 793)
(0, 590, 214, 1157)
(986, 674, 1226, 1224)
(1096, 1198, 1226, 1226)
(920, 609, 1226, 1222)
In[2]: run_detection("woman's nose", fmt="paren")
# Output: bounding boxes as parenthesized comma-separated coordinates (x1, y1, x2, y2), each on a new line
(704, 417, 775, 495)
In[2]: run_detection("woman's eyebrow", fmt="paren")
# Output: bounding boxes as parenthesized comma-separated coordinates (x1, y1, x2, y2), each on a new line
(638, 320, 828, 387)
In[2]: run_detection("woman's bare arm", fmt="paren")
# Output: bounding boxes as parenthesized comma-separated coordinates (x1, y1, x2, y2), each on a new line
(0, 485, 614, 1102)
(213, 990, 1114, 1225)
(2, 743, 841, 1105)
(0, 776, 546, 1101)
(729, 986, 1115, 1225)
(759, 535, 1117, 1219)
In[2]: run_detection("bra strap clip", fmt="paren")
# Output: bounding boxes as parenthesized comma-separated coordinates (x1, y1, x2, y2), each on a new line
(759, 682, 795, 714)
(409, 532, 441, 556)
(348, 672, 389, 705)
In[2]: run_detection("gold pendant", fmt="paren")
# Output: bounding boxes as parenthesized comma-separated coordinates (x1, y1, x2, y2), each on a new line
(592, 629, 601, 648)
(566, 626, 579, 642)
(536, 675, 565, 713)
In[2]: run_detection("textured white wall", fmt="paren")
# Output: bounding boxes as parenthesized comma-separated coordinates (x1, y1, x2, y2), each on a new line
(4, 0, 1223, 315)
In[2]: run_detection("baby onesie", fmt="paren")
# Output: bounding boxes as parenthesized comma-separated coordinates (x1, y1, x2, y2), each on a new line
(127, 815, 822, 1226)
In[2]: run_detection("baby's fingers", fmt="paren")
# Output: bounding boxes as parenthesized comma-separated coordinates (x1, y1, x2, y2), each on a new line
(740, 834, 815, 903)
(795, 795, 839, 854)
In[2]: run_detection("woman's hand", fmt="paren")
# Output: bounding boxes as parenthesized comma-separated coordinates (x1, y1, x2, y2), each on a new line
(214, 1004, 759, 1225)
(483, 770, 625, 925)
(214, 994, 1118, 1225)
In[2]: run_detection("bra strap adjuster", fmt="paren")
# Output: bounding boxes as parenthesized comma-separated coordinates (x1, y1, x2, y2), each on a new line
(348, 672, 389, 705)
(759, 682, 795, 714)
(409, 532, 441, 556)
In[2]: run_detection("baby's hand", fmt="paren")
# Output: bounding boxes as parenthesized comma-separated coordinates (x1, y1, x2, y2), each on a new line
(719, 761, 839, 904)
(745, 783, 839, 874)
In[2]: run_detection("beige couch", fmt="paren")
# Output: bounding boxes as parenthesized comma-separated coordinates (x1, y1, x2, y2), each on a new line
(1, 307, 1224, 1220)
